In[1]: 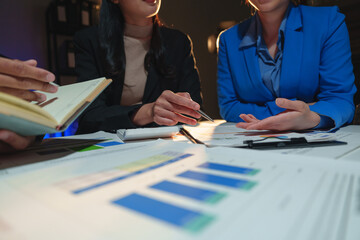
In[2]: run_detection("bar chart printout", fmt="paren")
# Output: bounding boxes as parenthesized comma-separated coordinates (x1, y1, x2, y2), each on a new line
(198, 162, 260, 176)
(178, 171, 257, 190)
(150, 180, 227, 204)
(112, 193, 215, 233)
(72, 152, 193, 195)
(111, 161, 260, 234)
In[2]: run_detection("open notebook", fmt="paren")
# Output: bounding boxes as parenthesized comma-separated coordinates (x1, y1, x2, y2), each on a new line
(0, 77, 111, 136)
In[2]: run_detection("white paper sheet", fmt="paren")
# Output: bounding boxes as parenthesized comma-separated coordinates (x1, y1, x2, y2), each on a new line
(1, 140, 359, 240)
(174, 120, 338, 147)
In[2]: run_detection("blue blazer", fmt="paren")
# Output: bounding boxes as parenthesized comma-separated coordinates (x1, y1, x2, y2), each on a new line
(217, 4, 356, 129)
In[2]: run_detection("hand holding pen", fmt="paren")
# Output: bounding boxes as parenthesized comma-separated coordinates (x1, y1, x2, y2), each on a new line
(155, 90, 214, 125)
(132, 90, 213, 126)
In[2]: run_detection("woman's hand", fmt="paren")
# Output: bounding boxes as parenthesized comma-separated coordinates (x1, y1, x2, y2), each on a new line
(236, 98, 321, 131)
(0, 57, 57, 102)
(0, 130, 36, 153)
(132, 90, 201, 126)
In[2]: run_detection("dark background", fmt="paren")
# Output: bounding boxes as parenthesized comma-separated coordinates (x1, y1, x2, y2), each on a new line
(0, 0, 358, 120)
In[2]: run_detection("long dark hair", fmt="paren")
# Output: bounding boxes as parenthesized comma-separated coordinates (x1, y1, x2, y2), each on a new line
(98, 0, 174, 94)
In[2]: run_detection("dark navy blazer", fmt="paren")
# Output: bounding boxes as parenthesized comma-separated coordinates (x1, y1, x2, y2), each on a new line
(74, 26, 202, 134)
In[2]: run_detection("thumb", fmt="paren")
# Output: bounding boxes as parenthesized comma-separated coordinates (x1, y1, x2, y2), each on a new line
(275, 98, 307, 112)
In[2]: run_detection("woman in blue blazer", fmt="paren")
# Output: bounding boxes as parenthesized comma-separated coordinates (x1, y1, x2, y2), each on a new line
(217, 0, 356, 130)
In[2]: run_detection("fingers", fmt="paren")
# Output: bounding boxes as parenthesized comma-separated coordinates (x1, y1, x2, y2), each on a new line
(0, 57, 57, 100)
(0, 57, 55, 83)
(23, 59, 38, 67)
(244, 116, 286, 131)
(0, 73, 58, 93)
(176, 92, 191, 99)
(239, 114, 259, 123)
(0, 87, 46, 102)
(247, 114, 257, 120)
(236, 115, 285, 131)
(236, 122, 250, 128)
(152, 90, 201, 126)
(237, 99, 320, 131)
(237, 113, 260, 128)
(153, 101, 198, 125)
(164, 101, 201, 118)
(162, 90, 200, 111)
(275, 98, 308, 112)
(157, 91, 201, 118)
(237, 110, 292, 130)
(153, 107, 197, 126)
(237, 111, 308, 131)
(153, 115, 178, 126)
(0, 130, 34, 153)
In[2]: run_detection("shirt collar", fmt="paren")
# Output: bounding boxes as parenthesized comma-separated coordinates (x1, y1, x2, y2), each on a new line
(239, 3, 292, 50)
(239, 16, 257, 49)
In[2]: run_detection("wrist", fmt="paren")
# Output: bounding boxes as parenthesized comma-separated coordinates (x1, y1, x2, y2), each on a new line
(131, 103, 154, 126)
(309, 111, 321, 129)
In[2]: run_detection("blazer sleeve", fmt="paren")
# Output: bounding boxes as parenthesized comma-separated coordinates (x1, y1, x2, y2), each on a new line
(74, 29, 141, 134)
(309, 7, 356, 129)
(217, 31, 285, 123)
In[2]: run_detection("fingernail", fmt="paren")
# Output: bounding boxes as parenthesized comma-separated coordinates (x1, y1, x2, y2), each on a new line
(38, 94, 46, 102)
(194, 103, 200, 110)
(276, 98, 284, 105)
(49, 84, 58, 92)
(46, 73, 55, 82)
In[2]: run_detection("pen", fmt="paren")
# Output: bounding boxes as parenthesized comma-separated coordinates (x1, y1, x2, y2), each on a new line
(242, 137, 347, 149)
(196, 109, 214, 122)
(179, 127, 206, 145)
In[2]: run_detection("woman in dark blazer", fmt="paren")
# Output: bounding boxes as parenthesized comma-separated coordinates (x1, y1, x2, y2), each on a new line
(74, 0, 202, 134)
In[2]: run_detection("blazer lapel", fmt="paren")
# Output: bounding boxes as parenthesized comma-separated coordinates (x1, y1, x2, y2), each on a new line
(142, 65, 160, 103)
(242, 44, 274, 100)
(280, 5, 303, 99)
(239, 18, 277, 100)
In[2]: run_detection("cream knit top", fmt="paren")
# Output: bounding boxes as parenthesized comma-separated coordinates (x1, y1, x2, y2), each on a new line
(121, 23, 152, 106)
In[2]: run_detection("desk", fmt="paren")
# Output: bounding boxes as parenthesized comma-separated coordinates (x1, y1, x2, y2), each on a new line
(175, 120, 360, 161)
(0, 124, 359, 239)
(269, 125, 360, 161)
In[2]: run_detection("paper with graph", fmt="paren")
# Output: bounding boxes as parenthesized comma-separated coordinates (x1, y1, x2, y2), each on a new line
(0, 140, 359, 240)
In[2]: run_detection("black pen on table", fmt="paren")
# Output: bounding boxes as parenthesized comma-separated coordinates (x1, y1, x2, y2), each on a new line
(179, 127, 205, 145)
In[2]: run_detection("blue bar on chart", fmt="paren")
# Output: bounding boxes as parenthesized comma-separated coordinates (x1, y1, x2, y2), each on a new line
(178, 171, 257, 190)
(72, 153, 193, 195)
(150, 180, 226, 204)
(96, 141, 123, 147)
(198, 162, 260, 176)
(112, 193, 215, 233)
